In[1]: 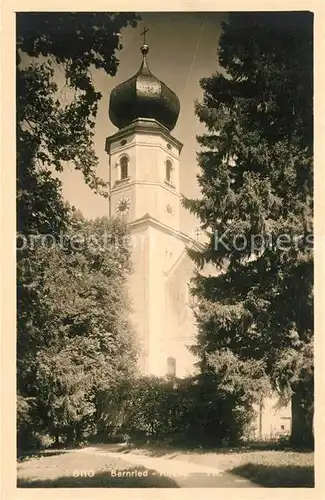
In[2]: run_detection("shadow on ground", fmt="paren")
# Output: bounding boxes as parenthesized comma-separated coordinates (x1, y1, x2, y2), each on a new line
(17, 467, 179, 488)
(103, 442, 313, 458)
(230, 463, 314, 488)
(17, 449, 71, 462)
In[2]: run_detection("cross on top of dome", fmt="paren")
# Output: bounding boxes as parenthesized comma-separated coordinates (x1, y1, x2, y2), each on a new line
(140, 26, 149, 44)
(108, 26, 180, 132)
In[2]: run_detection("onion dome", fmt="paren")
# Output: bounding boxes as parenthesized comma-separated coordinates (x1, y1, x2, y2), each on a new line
(109, 42, 180, 131)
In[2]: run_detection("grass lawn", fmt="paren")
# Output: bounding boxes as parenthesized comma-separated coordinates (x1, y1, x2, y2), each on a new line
(115, 443, 315, 487)
(182, 450, 314, 487)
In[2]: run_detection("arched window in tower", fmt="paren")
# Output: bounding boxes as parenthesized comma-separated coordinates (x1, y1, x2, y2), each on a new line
(167, 356, 176, 377)
(165, 159, 173, 184)
(120, 156, 129, 180)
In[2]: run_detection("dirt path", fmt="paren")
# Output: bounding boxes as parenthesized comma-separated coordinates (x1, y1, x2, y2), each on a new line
(17, 445, 258, 488)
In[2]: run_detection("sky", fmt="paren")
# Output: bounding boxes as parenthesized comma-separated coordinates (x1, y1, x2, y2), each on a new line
(59, 12, 227, 234)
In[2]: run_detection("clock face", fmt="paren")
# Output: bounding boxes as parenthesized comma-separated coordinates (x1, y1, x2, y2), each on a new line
(116, 197, 131, 216)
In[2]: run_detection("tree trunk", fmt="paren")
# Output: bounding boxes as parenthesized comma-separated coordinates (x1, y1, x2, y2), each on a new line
(65, 425, 76, 447)
(290, 381, 314, 449)
(54, 429, 60, 447)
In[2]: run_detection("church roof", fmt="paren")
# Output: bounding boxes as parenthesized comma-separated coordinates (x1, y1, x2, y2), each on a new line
(109, 42, 180, 131)
(129, 213, 205, 251)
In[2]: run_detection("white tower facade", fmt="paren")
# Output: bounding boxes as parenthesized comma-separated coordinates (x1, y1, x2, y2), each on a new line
(106, 40, 198, 377)
(106, 119, 182, 228)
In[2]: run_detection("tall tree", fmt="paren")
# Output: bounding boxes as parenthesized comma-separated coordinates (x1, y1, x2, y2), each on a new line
(16, 13, 140, 449)
(17, 12, 139, 236)
(17, 214, 137, 447)
(184, 12, 313, 447)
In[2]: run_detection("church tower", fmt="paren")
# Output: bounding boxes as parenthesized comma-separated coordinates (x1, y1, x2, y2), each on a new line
(106, 34, 197, 377)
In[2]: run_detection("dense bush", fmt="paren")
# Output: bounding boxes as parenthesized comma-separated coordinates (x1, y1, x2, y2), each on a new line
(97, 374, 257, 447)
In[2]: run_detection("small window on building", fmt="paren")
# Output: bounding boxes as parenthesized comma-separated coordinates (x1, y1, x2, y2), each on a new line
(167, 357, 176, 377)
(120, 139, 127, 146)
(166, 159, 173, 183)
(280, 425, 285, 431)
(120, 156, 128, 180)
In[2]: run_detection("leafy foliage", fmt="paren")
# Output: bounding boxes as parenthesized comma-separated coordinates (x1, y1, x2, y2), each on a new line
(17, 215, 137, 448)
(17, 13, 140, 451)
(17, 12, 139, 237)
(97, 375, 256, 447)
(183, 12, 313, 447)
